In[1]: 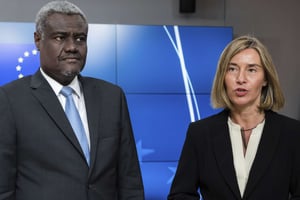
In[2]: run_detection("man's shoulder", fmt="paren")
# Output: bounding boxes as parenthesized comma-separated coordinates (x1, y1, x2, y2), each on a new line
(1, 75, 32, 90)
(80, 76, 124, 93)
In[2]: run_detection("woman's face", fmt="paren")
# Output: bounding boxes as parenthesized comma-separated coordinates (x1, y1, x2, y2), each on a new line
(224, 48, 267, 111)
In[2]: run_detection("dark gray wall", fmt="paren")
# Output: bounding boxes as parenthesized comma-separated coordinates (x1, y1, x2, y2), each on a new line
(1, 0, 299, 119)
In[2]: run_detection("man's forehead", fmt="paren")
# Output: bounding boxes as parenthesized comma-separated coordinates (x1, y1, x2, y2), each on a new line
(46, 13, 87, 26)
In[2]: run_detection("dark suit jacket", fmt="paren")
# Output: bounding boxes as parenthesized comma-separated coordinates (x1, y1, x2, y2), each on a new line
(0, 70, 144, 200)
(168, 110, 300, 200)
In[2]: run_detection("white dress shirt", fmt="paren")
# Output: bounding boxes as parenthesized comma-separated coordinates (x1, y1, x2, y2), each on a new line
(228, 117, 265, 197)
(40, 68, 91, 149)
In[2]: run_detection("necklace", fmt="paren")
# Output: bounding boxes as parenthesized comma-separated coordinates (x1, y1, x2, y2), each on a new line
(241, 126, 258, 132)
(241, 118, 265, 132)
(240, 118, 265, 152)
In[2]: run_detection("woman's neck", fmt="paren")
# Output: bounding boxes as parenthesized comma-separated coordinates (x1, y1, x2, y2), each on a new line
(229, 109, 265, 130)
(230, 109, 265, 155)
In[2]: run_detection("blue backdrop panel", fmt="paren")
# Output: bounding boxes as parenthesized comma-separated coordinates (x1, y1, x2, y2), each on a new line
(0, 43, 38, 85)
(116, 25, 232, 94)
(140, 162, 178, 200)
(127, 94, 221, 162)
(84, 24, 117, 83)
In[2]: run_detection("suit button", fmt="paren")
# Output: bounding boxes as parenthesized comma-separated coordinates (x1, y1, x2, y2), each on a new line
(88, 184, 96, 190)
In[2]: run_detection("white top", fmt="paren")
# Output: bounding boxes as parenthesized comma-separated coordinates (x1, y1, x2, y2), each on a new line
(227, 117, 265, 197)
(40, 68, 91, 149)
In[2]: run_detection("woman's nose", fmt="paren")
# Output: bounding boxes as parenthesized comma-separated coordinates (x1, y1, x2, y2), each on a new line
(236, 70, 246, 83)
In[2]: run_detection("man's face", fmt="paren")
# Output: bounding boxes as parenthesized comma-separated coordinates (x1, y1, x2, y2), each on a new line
(34, 13, 88, 85)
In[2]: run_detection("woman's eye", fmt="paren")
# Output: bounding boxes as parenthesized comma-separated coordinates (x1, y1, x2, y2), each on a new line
(248, 68, 257, 73)
(227, 66, 237, 72)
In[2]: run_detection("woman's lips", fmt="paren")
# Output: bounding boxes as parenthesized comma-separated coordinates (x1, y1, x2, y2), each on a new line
(235, 88, 248, 96)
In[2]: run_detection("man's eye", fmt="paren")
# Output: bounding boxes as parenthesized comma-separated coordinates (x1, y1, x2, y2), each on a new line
(76, 36, 86, 42)
(55, 36, 64, 41)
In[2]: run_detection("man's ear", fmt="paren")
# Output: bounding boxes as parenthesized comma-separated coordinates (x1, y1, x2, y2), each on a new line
(34, 32, 41, 51)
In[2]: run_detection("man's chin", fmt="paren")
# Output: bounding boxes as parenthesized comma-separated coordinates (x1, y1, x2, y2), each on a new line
(62, 71, 80, 77)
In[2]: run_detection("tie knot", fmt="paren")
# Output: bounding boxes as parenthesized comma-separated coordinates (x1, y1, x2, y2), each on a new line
(60, 86, 73, 97)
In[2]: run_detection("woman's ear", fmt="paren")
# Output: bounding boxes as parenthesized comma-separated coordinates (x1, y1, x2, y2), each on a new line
(263, 79, 267, 87)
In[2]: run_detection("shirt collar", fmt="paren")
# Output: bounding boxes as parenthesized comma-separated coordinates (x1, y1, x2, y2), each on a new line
(40, 68, 82, 98)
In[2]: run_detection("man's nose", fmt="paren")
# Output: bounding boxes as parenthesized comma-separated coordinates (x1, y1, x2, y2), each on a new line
(64, 38, 77, 52)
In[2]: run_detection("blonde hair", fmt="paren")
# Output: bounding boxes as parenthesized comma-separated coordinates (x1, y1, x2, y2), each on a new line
(211, 35, 284, 111)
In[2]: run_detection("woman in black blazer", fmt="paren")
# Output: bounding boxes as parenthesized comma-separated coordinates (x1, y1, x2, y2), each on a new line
(168, 35, 300, 200)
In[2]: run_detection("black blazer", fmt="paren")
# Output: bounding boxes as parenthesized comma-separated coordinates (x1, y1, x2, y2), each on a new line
(0, 70, 144, 200)
(168, 110, 300, 200)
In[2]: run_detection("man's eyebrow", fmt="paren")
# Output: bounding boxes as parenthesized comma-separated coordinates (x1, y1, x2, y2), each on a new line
(50, 31, 68, 35)
(73, 32, 87, 36)
(51, 31, 86, 35)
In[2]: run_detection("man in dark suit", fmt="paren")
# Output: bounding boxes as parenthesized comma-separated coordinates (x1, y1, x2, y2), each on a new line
(0, 1, 144, 199)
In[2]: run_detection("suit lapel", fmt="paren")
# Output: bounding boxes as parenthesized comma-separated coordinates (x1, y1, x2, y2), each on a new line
(79, 77, 101, 172)
(243, 111, 281, 198)
(212, 111, 242, 199)
(30, 71, 87, 161)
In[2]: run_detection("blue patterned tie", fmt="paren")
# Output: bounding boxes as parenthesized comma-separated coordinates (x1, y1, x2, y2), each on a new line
(60, 86, 90, 166)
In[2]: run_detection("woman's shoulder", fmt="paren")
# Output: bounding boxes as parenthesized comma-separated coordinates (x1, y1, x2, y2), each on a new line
(191, 109, 229, 126)
(265, 110, 300, 135)
(266, 110, 300, 125)
(186, 110, 229, 138)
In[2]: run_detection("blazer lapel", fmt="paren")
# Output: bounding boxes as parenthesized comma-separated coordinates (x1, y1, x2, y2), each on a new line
(212, 111, 242, 199)
(243, 111, 281, 198)
(79, 77, 101, 172)
(30, 71, 87, 160)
